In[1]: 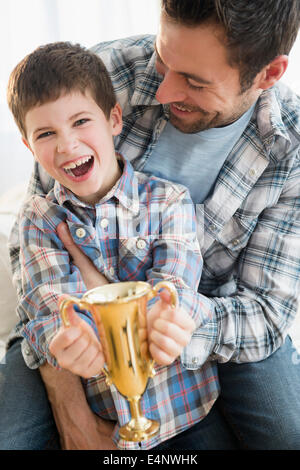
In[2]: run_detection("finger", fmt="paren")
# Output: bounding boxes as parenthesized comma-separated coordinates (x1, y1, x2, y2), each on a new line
(50, 312, 98, 358)
(55, 331, 97, 369)
(151, 319, 190, 350)
(154, 318, 191, 347)
(69, 342, 104, 378)
(160, 307, 196, 333)
(59, 299, 82, 328)
(57, 222, 90, 267)
(57, 222, 108, 290)
(49, 325, 82, 356)
(149, 341, 176, 366)
(158, 289, 172, 305)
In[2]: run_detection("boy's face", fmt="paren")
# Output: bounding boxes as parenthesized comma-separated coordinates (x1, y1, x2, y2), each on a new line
(23, 91, 122, 205)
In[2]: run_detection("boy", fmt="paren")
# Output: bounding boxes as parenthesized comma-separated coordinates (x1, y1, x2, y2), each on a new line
(7, 42, 217, 450)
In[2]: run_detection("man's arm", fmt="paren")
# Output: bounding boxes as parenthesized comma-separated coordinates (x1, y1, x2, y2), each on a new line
(183, 160, 300, 368)
(39, 364, 117, 450)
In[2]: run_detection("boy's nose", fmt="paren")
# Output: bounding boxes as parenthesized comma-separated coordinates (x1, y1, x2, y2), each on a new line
(155, 71, 186, 105)
(56, 133, 78, 154)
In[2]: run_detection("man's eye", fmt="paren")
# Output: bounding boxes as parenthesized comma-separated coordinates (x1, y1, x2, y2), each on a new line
(37, 131, 54, 139)
(186, 79, 204, 91)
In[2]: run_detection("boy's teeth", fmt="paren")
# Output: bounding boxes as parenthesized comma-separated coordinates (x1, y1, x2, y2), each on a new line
(63, 155, 92, 170)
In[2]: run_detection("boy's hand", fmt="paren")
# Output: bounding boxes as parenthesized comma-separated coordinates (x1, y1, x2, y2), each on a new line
(147, 289, 195, 366)
(49, 299, 105, 378)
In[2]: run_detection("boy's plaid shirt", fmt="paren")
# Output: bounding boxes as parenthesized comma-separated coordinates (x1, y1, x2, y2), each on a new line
(8, 35, 300, 447)
(12, 157, 217, 449)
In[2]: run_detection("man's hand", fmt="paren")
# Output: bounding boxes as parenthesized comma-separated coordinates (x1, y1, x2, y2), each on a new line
(49, 299, 105, 378)
(147, 289, 196, 365)
(57, 222, 108, 290)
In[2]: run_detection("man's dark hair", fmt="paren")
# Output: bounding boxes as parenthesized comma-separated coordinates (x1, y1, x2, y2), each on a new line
(161, 0, 300, 91)
(7, 42, 116, 138)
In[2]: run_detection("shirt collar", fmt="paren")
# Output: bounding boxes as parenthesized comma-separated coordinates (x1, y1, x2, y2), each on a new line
(130, 50, 162, 107)
(53, 154, 139, 215)
(255, 84, 291, 153)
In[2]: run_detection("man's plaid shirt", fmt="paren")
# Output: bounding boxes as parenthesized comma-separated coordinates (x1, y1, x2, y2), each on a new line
(8, 35, 300, 447)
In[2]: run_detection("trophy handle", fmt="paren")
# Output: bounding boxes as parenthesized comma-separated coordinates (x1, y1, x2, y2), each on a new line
(149, 281, 178, 308)
(59, 297, 91, 327)
(146, 280, 178, 376)
(59, 296, 113, 386)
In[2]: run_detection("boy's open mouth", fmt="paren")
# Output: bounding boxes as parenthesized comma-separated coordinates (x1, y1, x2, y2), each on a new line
(63, 155, 94, 178)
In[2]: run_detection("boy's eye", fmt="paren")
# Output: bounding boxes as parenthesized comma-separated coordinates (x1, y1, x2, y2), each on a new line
(37, 131, 54, 140)
(74, 118, 89, 127)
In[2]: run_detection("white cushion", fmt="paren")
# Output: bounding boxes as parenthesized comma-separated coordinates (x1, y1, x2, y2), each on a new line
(0, 183, 27, 344)
(0, 232, 18, 344)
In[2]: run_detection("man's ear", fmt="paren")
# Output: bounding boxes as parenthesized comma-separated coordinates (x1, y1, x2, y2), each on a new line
(110, 102, 123, 136)
(257, 55, 289, 90)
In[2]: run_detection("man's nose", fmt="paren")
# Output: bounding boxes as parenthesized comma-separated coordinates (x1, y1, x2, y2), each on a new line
(155, 71, 186, 104)
(56, 132, 78, 154)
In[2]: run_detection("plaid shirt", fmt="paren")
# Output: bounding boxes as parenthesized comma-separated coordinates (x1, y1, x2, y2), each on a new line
(8, 35, 300, 446)
(14, 157, 217, 449)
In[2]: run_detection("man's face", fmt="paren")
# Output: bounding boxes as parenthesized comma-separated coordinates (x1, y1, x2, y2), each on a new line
(155, 15, 262, 133)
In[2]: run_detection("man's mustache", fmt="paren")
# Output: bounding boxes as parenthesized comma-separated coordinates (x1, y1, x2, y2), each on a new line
(171, 102, 210, 115)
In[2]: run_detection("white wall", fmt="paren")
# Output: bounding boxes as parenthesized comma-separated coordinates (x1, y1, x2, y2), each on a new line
(0, 0, 160, 196)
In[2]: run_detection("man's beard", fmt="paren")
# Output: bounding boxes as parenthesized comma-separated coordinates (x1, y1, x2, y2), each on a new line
(168, 93, 255, 134)
(169, 109, 221, 133)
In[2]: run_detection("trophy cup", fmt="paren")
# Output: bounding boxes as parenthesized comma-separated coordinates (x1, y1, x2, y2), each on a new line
(59, 280, 178, 442)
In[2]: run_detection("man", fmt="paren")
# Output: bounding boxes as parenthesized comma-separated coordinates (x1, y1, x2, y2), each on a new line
(1, 0, 300, 450)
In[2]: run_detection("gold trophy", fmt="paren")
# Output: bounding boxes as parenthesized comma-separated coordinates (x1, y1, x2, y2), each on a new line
(59, 280, 178, 442)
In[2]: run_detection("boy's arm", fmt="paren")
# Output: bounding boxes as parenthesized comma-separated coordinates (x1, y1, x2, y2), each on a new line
(31, 221, 117, 450)
(15, 201, 118, 450)
(144, 186, 213, 345)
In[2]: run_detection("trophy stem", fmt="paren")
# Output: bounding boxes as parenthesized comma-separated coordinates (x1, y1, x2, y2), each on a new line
(119, 396, 159, 442)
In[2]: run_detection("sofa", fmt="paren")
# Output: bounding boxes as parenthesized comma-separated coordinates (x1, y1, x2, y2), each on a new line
(0, 184, 299, 358)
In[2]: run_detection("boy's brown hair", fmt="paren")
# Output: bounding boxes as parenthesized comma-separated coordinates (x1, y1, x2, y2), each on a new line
(7, 41, 116, 138)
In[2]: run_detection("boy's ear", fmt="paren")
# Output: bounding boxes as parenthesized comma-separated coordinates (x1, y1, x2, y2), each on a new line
(256, 55, 289, 90)
(110, 103, 123, 136)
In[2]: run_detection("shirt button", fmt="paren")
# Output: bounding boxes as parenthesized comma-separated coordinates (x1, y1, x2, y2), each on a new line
(24, 347, 31, 356)
(233, 238, 240, 246)
(100, 218, 109, 229)
(249, 168, 257, 177)
(109, 267, 115, 276)
(76, 228, 86, 238)
(136, 239, 146, 250)
(209, 224, 217, 232)
(192, 357, 199, 365)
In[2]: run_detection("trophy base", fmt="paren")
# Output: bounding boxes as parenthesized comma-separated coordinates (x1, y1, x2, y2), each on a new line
(119, 418, 159, 442)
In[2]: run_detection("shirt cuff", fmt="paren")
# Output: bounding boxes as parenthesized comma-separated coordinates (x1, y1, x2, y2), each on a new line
(180, 296, 218, 369)
(21, 308, 99, 370)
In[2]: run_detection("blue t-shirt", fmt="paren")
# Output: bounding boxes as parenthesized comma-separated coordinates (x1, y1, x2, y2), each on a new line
(143, 104, 255, 204)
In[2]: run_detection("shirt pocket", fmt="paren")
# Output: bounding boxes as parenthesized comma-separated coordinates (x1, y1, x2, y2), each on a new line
(204, 214, 258, 278)
(118, 237, 153, 281)
(216, 214, 257, 251)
